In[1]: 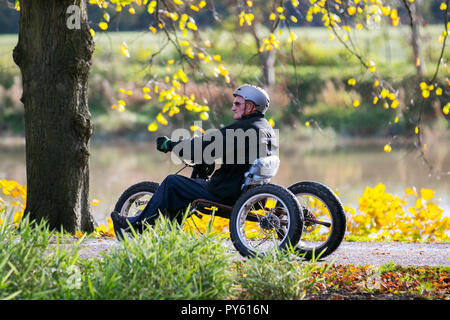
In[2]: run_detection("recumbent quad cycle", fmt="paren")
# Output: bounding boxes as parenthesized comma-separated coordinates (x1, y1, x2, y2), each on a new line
(114, 155, 346, 259)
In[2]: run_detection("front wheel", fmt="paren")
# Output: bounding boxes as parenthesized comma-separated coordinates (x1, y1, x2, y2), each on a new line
(114, 181, 159, 218)
(288, 181, 346, 260)
(229, 184, 303, 257)
(113, 181, 160, 236)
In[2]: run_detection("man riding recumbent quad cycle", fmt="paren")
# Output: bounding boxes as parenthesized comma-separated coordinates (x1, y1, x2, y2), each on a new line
(113, 155, 346, 259)
(111, 84, 346, 258)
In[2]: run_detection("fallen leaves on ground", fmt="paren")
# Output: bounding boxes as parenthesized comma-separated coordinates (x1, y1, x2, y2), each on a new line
(308, 264, 449, 300)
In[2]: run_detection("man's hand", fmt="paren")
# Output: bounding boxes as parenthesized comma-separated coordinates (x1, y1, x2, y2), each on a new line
(156, 136, 174, 153)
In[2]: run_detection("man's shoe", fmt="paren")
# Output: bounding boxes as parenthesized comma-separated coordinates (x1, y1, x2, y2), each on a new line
(110, 211, 130, 241)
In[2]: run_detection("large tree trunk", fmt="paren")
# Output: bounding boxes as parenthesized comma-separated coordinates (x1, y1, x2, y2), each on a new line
(13, 0, 95, 233)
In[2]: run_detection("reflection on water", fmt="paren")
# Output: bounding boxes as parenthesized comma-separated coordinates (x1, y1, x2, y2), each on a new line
(1, 138, 449, 225)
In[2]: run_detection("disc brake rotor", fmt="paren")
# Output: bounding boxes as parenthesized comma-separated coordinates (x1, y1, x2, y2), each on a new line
(259, 212, 281, 235)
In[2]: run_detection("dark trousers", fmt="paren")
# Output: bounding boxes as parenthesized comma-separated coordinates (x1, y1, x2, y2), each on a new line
(127, 174, 220, 225)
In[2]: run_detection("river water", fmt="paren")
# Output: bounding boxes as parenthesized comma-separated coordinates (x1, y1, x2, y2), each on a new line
(0, 136, 449, 225)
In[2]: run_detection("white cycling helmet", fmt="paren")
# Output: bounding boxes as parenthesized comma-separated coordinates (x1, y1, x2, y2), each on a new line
(233, 84, 270, 114)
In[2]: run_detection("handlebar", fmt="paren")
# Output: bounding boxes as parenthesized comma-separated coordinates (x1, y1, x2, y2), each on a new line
(175, 159, 216, 180)
(181, 159, 196, 167)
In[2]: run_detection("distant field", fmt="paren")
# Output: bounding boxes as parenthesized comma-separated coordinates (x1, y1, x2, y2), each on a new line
(2, 25, 446, 91)
(0, 25, 447, 136)
(1, 24, 447, 66)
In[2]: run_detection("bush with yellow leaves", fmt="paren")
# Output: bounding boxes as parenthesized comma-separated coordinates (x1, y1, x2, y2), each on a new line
(0, 179, 26, 225)
(346, 183, 449, 242)
(183, 212, 230, 238)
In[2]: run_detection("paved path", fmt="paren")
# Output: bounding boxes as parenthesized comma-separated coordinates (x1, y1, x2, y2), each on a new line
(318, 241, 450, 266)
(76, 239, 450, 266)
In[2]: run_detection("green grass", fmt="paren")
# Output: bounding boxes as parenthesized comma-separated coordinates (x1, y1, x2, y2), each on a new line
(234, 248, 325, 300)
(0, 215, 81, 299)
(0, 215, 235, 299)
(82, 219, 234, 299)
(0, 214, 448, 300)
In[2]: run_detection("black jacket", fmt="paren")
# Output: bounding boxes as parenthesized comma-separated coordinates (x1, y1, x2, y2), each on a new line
(172, 112, 278, 201)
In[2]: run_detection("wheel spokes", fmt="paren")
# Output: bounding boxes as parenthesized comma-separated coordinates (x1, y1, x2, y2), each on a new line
(238, 194, 291, 253)
(295, 194, 333, 248)
(122, 193, 153, 217)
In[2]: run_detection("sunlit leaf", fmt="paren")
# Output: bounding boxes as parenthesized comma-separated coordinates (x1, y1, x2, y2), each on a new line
(157, 113, 168, 125)
(148, 122, 158, 132)
(391, 100, 399, 109)
(420, 188, 434, 201)
(200, 112, 209, 120)
(98, 22, 108, 30)
(120, 43, 130, 58)
(443, 104, 450, 115)
(347, 6, 356, 15)
(177, 69, 188, 83)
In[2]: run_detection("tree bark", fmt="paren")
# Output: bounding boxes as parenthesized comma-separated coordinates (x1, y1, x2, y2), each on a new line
(259, 50, 275, 86)
(410, 0, 425, 78)
(13, 0, 95, 233)
(250, 26, 275, 86)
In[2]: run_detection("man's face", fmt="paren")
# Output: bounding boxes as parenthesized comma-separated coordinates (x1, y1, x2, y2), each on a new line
(231, 95, 252, 120)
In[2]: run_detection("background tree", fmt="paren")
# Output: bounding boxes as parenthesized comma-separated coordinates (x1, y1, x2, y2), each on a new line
(401, 0, 425, 77)
(13, 0, 95, 232)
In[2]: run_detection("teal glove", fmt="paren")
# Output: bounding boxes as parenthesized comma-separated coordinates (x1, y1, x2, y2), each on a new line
(156, 136, 174, 153)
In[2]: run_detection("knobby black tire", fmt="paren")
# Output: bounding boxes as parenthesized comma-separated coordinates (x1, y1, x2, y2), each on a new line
(229, 184, 303, 258)
(288, 181, 346, 260)
(114, 180, 187, 227)
(113, 181, 160, 238)
(114, 181, 160, 215)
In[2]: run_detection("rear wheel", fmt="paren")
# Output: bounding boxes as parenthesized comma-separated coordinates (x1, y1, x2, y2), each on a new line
(229, 184, 303, 257)
(288, 181, 346, 260)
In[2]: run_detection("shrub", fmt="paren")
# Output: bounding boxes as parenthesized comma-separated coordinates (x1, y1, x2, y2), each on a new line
(0, 215, 234, 299)
(346, 183, 450, 241)
(80, 217, 234, 299)
(234, 248, 324, 300)
(0, 217, 84, 299)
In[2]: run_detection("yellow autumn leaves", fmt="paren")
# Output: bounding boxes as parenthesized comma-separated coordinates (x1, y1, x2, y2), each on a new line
(443, 103, 450, 115)
(93, 1, 230, 131)
(346, 183, 449, 241)
(0, 179, 26, 225)
(107, 38, 223, 128)
(144, 86, 210, 132)
(419, 81, 443, 99)
(417, 81, 448, 117)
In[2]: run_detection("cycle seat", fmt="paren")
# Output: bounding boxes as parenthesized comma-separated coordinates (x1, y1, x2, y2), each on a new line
(241, 155, 280, 190)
